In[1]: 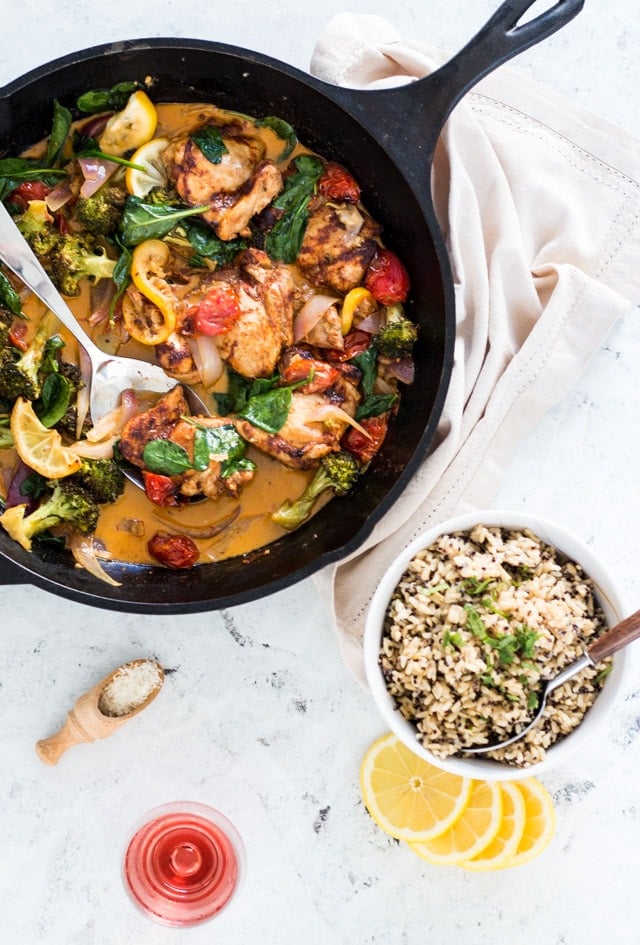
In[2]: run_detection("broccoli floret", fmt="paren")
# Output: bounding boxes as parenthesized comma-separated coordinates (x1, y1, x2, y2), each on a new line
(0, 310, 58, 402)
(144, 184, 183, 207)
(0, 412, 13, 449)
(0, 307, 13, 348)
(376, 306, 418, 359)
(0, 479, 99, 551)
(75, 185, 127, 236)
(46, 233, 117, 297)
(15, 199, 117, 297)
(272, 450, 360, 531)
(71, 457, 125, 504)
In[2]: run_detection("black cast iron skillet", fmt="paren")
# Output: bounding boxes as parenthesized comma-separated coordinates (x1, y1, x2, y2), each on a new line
(0, 0, 584, 613)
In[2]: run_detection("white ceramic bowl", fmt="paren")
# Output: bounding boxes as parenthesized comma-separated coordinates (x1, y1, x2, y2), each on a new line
(363, 510, 629, 781)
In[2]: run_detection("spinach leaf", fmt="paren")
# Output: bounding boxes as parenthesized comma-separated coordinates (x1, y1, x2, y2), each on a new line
(258, 116, 297, 161)
(213, 369, 251, 416)
(109, 244, 132, 323)
(183, 220, 247, 266)
(264, 154, 324, 263)
(238, 386, 293, 434)
(356, 393, 397, 421)
(34, 373, 72, 428)
(118, 196, 209, 246)
(142, 439, 193, 476)
(0, 158, 65, 202)
(188, 421, 255, 477)
(352, 345, 397, 420)
(190, 127, 228, 165)
(0, 272, 23, 317)
(76, 82, 142, 114)
(40, 336, 65, 377)
(19, 472, 48, 499)
(46, 100, 72, 168)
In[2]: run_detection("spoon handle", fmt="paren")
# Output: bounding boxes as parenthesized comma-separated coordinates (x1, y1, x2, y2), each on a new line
(587, 607, 640, 663)
(0, 202, 103, 363)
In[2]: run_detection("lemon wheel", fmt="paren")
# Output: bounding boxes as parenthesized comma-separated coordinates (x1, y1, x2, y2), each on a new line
(126, 239, 178, 345)
(125, 137, 170, 197)
(359, 733, 473, 842)
(499, 778, 556, 868)
(460, 782, 527, 871)
(10, 397, 82, 479)
(409, 779, 503, 865)
(98, 90, 158, 157)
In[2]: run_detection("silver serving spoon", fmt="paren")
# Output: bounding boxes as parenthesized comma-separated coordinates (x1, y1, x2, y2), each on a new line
(0, 201, 207, 422)
(0, 202, 209, 493)
(463, 606, 640, 754)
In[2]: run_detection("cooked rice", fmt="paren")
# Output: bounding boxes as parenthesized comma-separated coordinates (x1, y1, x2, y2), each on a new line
(380, 525, 611, 768)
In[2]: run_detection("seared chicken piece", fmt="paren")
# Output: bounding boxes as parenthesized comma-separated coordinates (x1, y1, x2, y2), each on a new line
(297, 198, 380, 294)
(169, 129, 283, 240)
(234, 373, 361, 470)
(155, 331, 200, 385)
(169, 417, 256, 499)
(210, 249, 295, 378)
(118, 385, 188, 468)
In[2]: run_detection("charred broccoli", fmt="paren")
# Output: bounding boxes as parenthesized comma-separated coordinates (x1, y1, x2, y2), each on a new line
(0, 412, 13, 449)
(15, 199, 116, 297)
(75, 185, 127, 236)
(0, 479, 99, 551)
(376, 306, 418, 359)
(272, 450, 360, 531)
(0, 310, 58, 402)
(0, 307, 13, 348)
(71, 457, 125, 504)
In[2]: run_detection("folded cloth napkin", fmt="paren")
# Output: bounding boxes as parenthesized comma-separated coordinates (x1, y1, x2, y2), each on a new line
(310, 13, 640, 684)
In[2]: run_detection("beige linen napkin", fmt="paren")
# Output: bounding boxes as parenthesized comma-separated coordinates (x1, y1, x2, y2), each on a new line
(310, 14, 640, 684)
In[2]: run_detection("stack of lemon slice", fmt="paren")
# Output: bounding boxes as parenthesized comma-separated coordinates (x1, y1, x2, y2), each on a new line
(360, 733, 556, 870)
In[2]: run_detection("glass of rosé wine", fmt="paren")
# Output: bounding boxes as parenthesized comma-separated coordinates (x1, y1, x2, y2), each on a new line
(122, 802, 245, 927)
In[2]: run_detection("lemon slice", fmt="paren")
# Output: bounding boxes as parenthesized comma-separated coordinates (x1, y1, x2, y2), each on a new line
(98, 90, 158, 157)
(500, 778, 556, 867)
(409, 779, 503, 864)
(359, 733, 473, 842)
(461, 782, 527, 871)
(126, 239, 178, 345)
(125, 137, 170, 197)
(10, 397, 82, 479)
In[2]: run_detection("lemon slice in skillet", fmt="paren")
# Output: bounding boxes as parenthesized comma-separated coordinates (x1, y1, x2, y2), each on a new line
(98, 90, 158, 157)
(10, 397, 81, 479)
(125, 137, 170, 197)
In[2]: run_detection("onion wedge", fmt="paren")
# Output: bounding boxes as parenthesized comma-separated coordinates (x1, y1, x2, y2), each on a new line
(69, 531, 121, 586)
(151, 506, 241, 539)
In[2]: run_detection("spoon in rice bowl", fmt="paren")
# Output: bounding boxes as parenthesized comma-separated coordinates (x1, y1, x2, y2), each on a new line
(463, 606, 640, 753)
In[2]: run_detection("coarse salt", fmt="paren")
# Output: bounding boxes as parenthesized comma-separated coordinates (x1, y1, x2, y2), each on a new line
(98, 660, 163, 717)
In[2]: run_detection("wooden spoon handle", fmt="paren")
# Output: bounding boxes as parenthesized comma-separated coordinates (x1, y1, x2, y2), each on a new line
(587, 607, 640, 663)
(35, 711, 94, 766)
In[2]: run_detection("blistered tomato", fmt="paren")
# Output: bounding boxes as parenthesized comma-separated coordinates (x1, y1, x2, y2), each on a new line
(342, 414, 389, 466)
(364, 249, 410, 304)
(318, 162, 361, 203)
(194, 283, 241, 336)
(148, 531, 200, 569)
(142, 471, 181, 507)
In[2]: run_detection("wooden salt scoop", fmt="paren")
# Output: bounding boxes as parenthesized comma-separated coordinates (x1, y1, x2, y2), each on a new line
(36, 658, 164, 765)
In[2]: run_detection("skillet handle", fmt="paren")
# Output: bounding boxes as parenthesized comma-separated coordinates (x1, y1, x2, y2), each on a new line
(421, 0, 585, 139)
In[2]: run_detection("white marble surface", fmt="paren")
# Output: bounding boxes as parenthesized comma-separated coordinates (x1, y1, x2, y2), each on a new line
(2, 2, 640, 943)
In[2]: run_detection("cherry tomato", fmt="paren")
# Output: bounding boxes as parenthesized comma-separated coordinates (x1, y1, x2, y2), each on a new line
(279, 356, 340, 393)
(142, 471, 181, 507)
(325, 330, 372, 363)
(364, 249, 410, 304)
(318, 162, 361, 204)
(8, 180, 52, 209)
(195, 283, 241, 336)
(8, 321, 28, 351)
(148, 531, 200, 569)
(342, 414, 389, 466)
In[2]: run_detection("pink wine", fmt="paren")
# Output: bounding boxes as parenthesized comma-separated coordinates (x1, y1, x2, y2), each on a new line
(122, 803, 244, 927)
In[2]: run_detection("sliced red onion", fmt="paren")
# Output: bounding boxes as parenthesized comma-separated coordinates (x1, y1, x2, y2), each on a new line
(69, 531, 121, 586)
(45, 178, 76, 212)
(188, 334, 224, 389)
(6, 460, 37, 512)
(78, 156, 118, 198)
(387, 356, 415, 385)
(293, 294, 340, 343)
(313, 404, 372, 438)
(356, 310, 384, 334)
(79, 113, 111, 138)
(152, 506, 241, 538)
